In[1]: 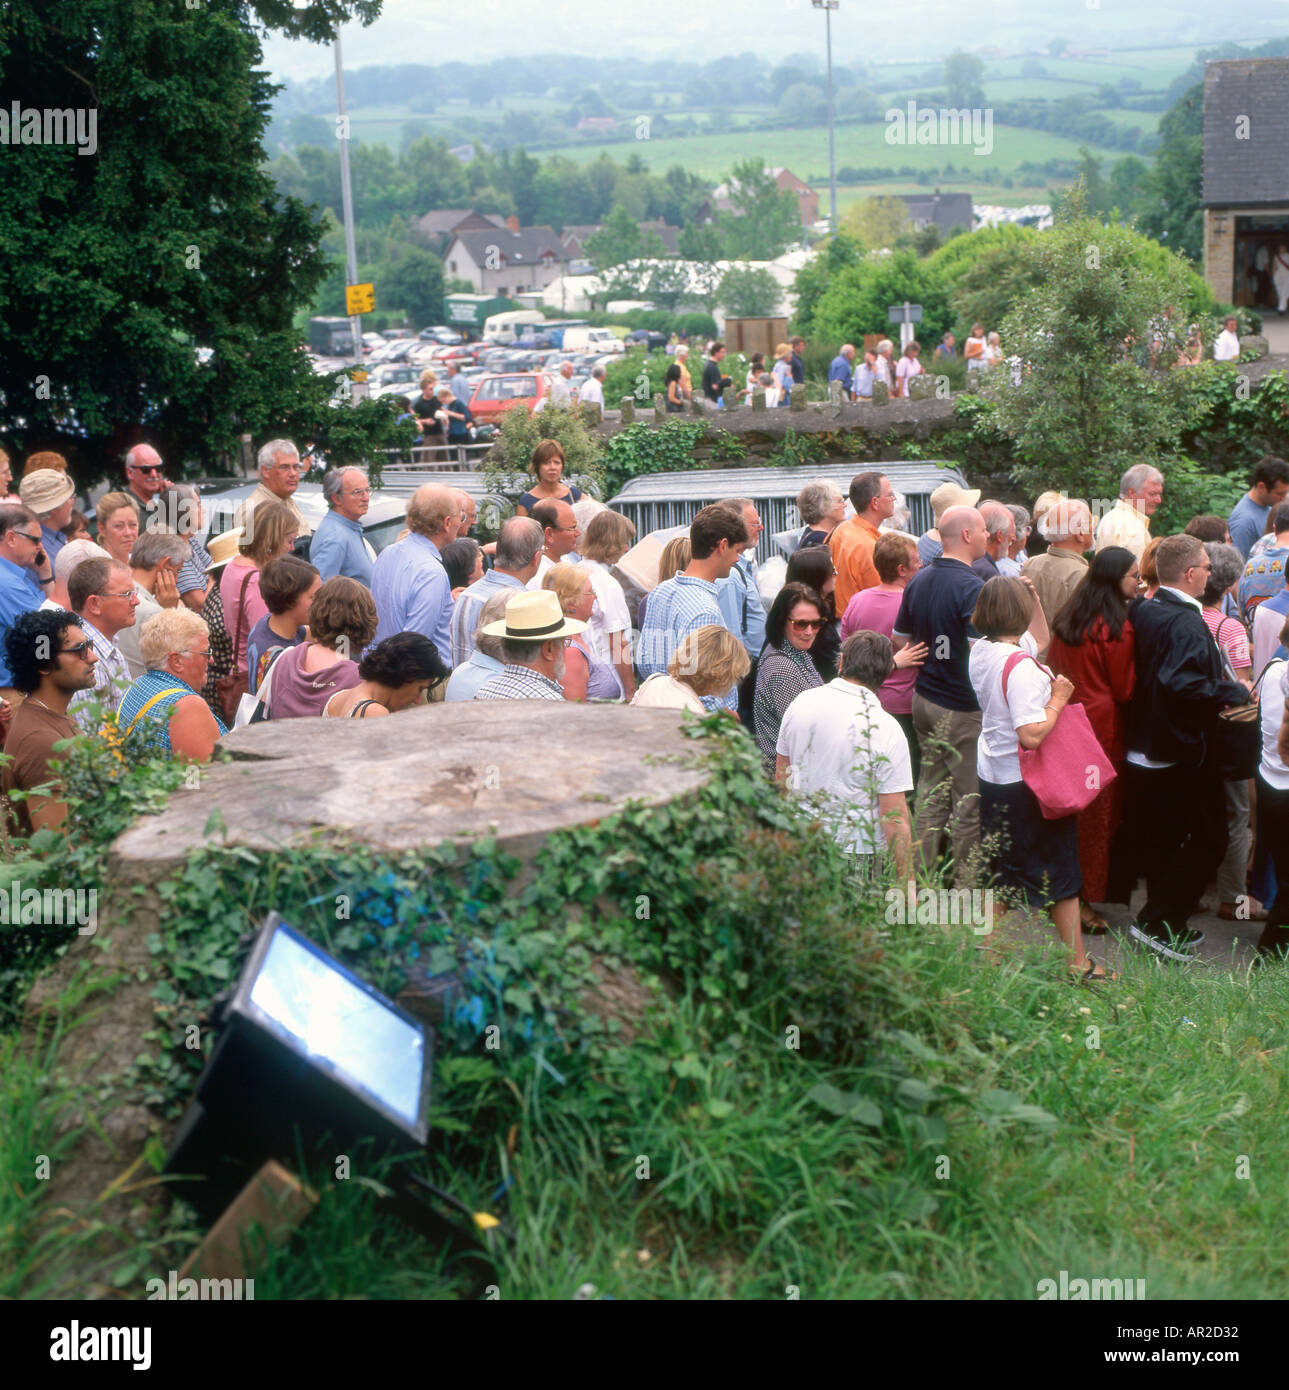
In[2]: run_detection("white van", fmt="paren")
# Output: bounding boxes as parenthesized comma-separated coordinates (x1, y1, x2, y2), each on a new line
(561, 327, 624, 354)
(482, 309, 547, 344)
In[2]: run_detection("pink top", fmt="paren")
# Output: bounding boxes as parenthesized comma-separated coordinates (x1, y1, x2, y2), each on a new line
(841, 586, 916, 714)
(1202, 606, 1251, 672)
(220, 560, 268, 679)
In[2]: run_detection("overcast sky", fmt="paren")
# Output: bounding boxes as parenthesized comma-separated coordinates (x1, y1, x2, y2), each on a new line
(260, 0, 1288, 85)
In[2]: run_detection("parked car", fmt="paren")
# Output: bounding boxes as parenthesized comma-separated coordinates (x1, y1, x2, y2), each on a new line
(362, 332, 386, 355)
(191, 480, 409, 555)
(467, 372, 552, 423)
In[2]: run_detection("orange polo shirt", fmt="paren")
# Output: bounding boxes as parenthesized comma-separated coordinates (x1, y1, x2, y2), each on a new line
(829, 515, 883, 614)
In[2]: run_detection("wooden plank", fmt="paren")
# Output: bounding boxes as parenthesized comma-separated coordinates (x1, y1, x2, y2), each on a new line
(178, 1160, 318, 1282)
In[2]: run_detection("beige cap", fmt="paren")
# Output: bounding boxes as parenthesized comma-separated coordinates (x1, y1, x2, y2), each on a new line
(54, 537, 111, 583)
(205, 528, 244, 571)
(930, 481, 981, 523)
(19, 468, 76, 515)
(481, 589, 586, 641)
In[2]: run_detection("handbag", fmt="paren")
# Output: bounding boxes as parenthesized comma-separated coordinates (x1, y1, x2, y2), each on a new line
(1213, 648, 1267, 781)
(1002, 651, 1116, 820)
(216, 568, 253, 725)
(233, 645, 286, 729)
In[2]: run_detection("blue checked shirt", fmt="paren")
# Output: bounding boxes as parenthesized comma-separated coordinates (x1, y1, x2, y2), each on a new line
(637, 574, 737, 711)
(474, 664, 564, 701)
(717, 555, 766, 661)
(451, 568, 526, 667)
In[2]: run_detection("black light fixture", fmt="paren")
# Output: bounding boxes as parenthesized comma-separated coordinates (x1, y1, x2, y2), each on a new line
(166, 911, 433, 1221)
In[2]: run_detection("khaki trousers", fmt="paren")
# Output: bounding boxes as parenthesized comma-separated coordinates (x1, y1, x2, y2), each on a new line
(912, 692, 982, 886)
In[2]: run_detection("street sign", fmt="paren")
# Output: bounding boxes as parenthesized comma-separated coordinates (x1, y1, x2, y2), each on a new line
(345, 282, 374, 315)
(888, 302, 922, 324)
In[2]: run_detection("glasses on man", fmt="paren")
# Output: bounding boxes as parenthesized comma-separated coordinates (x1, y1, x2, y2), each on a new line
(344, 487, 371, 497)
(97, 589, 140, 601)
(14, 531, 42, 544)
(131, 465, 164, 475)
(59, 641, 95, 659)
(185, 649, 212, 660)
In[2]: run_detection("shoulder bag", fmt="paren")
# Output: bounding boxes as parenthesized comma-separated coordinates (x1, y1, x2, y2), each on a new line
(1002, 651, 1116, 820)
(216, 568, 253, 724)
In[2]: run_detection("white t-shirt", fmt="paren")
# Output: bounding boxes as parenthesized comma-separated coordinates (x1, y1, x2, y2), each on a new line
(1214, 329, 1240, 362)
(969, 632, 1048, 785)
(895, 357, 923, 390)
(1259, 659, 1289, 790)
(580, 377, 604, 408)
(580, 557, 631, 666)
(776, 678, 913, 855)
(631, 672, 705, 714)
(1252, 601, 1288, 679)
(526, 553, 556, 592)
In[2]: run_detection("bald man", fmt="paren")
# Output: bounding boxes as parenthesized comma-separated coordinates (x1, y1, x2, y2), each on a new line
(123, 443, 169, 527)
(371, 484, 460, 662)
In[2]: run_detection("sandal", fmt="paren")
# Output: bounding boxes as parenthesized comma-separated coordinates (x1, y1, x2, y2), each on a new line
(1069, 955, 1118, 985)
(1080, 904, 1110, 934)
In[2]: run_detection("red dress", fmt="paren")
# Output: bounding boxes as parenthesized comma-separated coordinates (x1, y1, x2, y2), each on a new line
(1047, 617, 1136, 902)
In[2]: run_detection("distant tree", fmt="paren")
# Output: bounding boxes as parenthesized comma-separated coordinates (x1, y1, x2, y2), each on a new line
(286, 113, 332, 147)
(778, 82, 827, 124)
(380, 247, 446, 329)
(813, 249, 952, 349)
(943, 51, 986, 108)
(568, 88, 611, 122)
(717, 266, 781, 317)
(791, 232, 865, 336)
(585, 205, 666, 272)
(1048, 38, 1069, 58)
(1136, 83, 1203, 261)
(841, 195, 913, 250)
(715, 159, 801, 260)
(835, 86, 881, 119)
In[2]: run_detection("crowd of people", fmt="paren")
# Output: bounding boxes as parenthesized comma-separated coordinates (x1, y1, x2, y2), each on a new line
(2, 436, 1288, 981)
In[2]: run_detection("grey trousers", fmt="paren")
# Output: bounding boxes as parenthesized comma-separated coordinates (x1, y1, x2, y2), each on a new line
(912, 692, 982, 886)
(1216, 777, 1252, 903)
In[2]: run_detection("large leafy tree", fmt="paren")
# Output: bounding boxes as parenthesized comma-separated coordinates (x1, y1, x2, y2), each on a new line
(811, 250, 952, 350)
(0, 0, 400, 480)
(1135, 83, 1203, 262)
(983, 192, 1204, 501)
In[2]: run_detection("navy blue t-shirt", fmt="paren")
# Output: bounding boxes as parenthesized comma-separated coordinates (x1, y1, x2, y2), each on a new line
(892, 556, 984, 711)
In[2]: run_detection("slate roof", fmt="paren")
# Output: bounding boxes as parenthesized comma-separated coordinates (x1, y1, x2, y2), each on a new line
(899, 192, 974, 234)
(448, 225, 566, 267)
(1203, 59, 1289, 207)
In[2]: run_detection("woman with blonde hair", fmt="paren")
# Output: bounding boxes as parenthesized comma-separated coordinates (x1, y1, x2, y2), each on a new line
(219, 499, 298, 689)
(0, 447, 17, 502)
(94, 492, 141, 567)
(1139, 535, 1164, 599)
(516, 440, 584, 515)
(771, 342, 794, 407)
(543, 563, 621, 702)
(632, 624, 750, 713)
(117, 608, 226, 761)
(636, 535, 691, 634)
(578, 509, 637, 698)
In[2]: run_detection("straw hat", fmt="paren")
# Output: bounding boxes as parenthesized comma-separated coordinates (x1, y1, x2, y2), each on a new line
(204, 529, 244, 571)
(481, 589, 586, 641)
(19, 468, 75, 514)
(929, 481, 981, 523)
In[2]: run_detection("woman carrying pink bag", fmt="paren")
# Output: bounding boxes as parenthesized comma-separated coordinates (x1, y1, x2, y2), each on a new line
(968, 576, 1118, 985)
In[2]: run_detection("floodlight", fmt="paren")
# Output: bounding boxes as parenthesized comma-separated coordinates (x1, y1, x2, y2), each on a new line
(166, 911, 433, 1220)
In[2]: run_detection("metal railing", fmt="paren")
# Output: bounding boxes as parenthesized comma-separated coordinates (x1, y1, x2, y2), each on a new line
(376, 441, 494, 472)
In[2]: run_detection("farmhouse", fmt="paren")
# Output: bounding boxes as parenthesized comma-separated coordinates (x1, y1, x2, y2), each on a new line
(1202, 58, 1289, 310)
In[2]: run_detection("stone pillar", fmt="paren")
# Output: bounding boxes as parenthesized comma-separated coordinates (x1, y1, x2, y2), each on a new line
(620, 396, 635, 424)
(722, 385, 736, 411)
(872, 380, 889, 405)
(581, 401, 602, 426)
(690, 396, 705, 416)
(653, 393, 665, 423)
(751, 388, 766, 412)
(789, 384, 806, 412)
(828, 378, 842, 405)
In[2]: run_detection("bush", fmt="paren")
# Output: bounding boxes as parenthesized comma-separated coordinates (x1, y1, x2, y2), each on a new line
(483, 401, 605, 502)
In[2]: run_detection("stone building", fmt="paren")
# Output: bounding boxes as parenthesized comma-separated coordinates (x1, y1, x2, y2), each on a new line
(1202, 58, 1289, 310)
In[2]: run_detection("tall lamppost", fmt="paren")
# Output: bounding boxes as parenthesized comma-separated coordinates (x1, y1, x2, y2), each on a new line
(334, 34, 362, 368)
(812, 0, 839, 234)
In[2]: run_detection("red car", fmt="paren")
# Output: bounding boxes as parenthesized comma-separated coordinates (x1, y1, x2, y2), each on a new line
(467, 372, 552, 423)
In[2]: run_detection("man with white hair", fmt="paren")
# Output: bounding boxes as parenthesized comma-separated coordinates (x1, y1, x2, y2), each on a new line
(452, 516, 543, 666)
(1095, 464, 1162, 560)
(1022, 497, 1093, 654)
(580, 363, 606, 410)
(236, 438, 313, 542)
(873, 340, 895, 390)
(311, 467, 374, 584)
(41, 537, 110, 613)
(122, 443, 169, 527)
(546, 361, 578, 409)
(828, 344, 856, 401)
(372, 484, 460, 663)
(971, 501, 1016, 582)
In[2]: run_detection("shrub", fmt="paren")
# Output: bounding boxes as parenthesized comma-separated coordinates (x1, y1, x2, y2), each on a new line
(483, 401, 605, 501)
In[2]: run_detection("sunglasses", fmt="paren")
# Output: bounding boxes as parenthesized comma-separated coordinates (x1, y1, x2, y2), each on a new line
(131, 465, 164, 475)
(788, 618, 825, 632)
(59, 640, 94, 659)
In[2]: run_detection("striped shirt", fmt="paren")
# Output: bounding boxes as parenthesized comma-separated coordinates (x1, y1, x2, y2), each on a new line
(637, 574, 736, 711)
(68, 616, 131, 730)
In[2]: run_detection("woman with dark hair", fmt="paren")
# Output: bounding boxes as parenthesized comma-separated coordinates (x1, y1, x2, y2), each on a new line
(1047, 546, 1139, 927)
(266, 576, 376, 719)
(324, 632, 449, 717)
(753, 582, 826, 778)
(516, 441, 583, 516)
(969, 576, 1111, 982)
(785, 546, 841, 681)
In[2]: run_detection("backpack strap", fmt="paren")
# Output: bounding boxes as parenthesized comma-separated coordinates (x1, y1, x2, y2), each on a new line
(120, 686, 189, 739)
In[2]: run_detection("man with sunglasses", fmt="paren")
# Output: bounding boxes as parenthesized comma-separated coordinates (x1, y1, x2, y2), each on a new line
(1, 609, 99, 833)
(0, 505, 51, 700)
(123, 444, 170, 528)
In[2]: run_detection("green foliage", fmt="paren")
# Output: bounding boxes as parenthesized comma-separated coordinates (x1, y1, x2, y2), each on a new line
(602, 349, 668, 407)
(483, 403, 605, 501)
(791, 232, 865, 337)
(1135, 84, 1203, 262)
(943, 50, 986, 108)
(812, 250, 952, 352)
(982, 202, 1207, 500)
(0, 0, 388, 479)
(768, 428, 827, 468)
(717, 266, 781, 318)
(602, 421, 709, 496)
(585, 205, 668, 273)
(708, 429, 748, 463)
(927, 225, 1045, 333)
(377, 246, 446, 329)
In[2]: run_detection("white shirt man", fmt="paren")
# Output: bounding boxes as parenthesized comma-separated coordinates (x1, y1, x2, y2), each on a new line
(546, 363, 578, 408)
(1095, 467, 1163, 561)
(775, 632, 913, 864)
(1214, 321, 1241, 362)
(580, 369, 605, 409)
